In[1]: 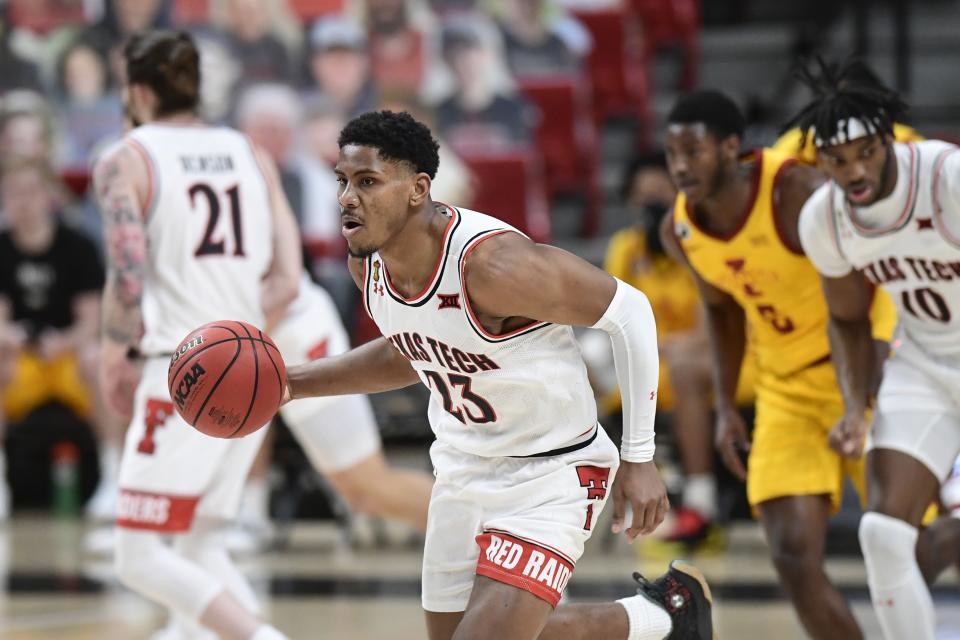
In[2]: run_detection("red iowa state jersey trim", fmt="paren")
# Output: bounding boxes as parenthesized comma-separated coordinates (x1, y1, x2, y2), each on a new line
(458, 229, 552, 343)
(381, 206, 461, 307)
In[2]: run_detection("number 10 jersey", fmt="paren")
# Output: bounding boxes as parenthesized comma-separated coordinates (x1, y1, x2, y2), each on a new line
(800, 140, 960, 361)
(362, 206, 597, 458)
(126, 123, 273, 356)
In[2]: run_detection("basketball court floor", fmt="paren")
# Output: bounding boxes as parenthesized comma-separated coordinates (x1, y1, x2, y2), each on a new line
(4, 510, 960, 640)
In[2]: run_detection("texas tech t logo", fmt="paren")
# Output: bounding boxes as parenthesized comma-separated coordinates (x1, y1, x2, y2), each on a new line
(438, 293, 461, 310)
(576, 466, 610, 531)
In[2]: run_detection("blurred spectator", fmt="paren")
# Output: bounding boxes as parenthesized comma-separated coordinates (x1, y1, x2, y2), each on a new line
(378, 93, 473, 206)
(494, 0, 581, 77)
(304, 16, 376, 118)
(363, 0, 433, 95)
(0, 158, 121, 521)
(82, 0, 170, 82)
(0, 91, 56, 163)
(426, 0, 481, 19)
(192, 33, 243, 123)
(212, 0, 298, 85)
(55, 38, 123, 171)
(435, 20, 534, 154)
(0, 9, 42, 94)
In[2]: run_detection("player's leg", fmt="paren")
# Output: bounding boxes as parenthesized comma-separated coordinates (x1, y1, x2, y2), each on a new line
(746, 367, 861, 639)
(285, 393, 432, 530)
(860, 446, 944, 640)
(427, 561, 710, 640)
(664, 352, 717, 532)
(75, 343, 126, 519)
(916, 515, 960, 584)
(756, 494, 860, 639)
(115, 359, 285, 639)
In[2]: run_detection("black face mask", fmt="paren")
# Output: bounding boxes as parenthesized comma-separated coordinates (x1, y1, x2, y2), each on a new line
(640, 201, 670, 256)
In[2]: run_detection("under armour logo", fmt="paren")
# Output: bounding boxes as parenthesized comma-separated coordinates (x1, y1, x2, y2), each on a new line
(373, 283, 385, 297)
(438, 293, 461, 310)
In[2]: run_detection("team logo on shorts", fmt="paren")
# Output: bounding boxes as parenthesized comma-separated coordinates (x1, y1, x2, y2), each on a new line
(438, 293, 461, 310)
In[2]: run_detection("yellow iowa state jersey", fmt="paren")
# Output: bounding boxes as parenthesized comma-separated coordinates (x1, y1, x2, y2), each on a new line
(604, 228, 700, 337)
(772, 123, 924, 165)
(673, 149, 831, 377)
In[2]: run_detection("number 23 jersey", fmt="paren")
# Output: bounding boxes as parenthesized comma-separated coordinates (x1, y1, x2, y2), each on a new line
(800, 141, 960, 360)
(362, 206, 597, 458)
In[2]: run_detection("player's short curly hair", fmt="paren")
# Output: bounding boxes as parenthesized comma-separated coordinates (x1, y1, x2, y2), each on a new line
(667, 90, 745, 142)
(338, 110, 440, 179)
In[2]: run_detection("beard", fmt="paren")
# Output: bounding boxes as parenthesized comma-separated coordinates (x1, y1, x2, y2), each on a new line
(347, 243, 377, 259)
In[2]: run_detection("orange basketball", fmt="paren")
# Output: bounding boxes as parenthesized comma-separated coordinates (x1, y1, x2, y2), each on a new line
(167, 320, 286, 439)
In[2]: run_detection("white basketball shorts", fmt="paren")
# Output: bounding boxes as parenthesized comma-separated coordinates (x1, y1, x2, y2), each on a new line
(869, 336, 960, 481)
(273, 282, 381, 472)
(117, 358, 269, 533)
(421, 426, 619, 612)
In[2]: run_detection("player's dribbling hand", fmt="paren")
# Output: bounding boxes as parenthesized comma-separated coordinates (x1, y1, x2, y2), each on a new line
(828, 411, 870, 459)
(611, 460, 670, 542)
(715, 405, 750, 481)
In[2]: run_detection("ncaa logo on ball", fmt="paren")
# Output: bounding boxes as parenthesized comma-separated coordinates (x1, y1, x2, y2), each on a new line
(169, 335, 205, 370)
(173, 363, 207, 409)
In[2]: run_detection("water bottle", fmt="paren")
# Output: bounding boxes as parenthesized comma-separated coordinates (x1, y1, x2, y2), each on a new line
(51, 442, 80, 517)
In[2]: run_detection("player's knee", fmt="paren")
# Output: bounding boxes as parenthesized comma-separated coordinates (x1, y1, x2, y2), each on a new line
(768, 529, 821, 582)
(859, 511, 916, 565)
(114, 529, 164, 591)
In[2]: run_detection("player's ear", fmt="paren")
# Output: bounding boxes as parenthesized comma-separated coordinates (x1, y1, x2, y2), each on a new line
(720, 134, 741, 161)
(410, 172, 431, 207)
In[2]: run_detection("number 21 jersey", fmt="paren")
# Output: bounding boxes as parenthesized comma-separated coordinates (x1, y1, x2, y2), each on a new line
(362, 207, 597, 458)
(126, 123, 274, 356)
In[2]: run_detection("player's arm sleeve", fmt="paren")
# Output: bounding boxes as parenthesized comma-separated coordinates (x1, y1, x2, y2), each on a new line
(590, 278, 659, 463)
(798, 186, 853, 278)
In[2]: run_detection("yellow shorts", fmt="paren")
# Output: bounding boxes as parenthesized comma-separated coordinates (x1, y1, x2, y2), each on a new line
(3, 352, 92, 422)
(747, 360, 864, 513)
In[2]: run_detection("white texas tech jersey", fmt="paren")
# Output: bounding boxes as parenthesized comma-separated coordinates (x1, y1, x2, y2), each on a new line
(801, 141, 960, 359)
(362, 207, 597, 457)
(127, 124, 273, 355)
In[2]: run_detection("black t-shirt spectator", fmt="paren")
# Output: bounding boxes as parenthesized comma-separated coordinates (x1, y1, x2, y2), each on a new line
(500, 28, 577, 78)
(0, 223, 104, 340)
(437, 94, 534, 153)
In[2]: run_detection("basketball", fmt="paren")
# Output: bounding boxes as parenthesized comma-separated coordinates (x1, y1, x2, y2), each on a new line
(167, 320, 287, 439)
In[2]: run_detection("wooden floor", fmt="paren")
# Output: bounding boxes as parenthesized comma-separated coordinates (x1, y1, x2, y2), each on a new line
(3, 515, 960, 639)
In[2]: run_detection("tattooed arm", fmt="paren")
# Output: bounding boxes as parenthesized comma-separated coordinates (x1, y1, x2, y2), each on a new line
(92, 141, 151, 416)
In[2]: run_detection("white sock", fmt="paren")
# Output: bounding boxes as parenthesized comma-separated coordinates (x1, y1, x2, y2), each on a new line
(176, 519, 261, 614)
(859, 512, 935, 640)
(682, 474, 717, 520)
(616, 593, 672, 640)
(250, 624, 288, 640)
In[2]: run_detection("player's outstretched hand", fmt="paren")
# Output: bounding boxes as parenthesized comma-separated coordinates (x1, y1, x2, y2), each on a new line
(611, 460, 670, 542)
(715, 406, 750, 481)
(828, 411, 870, 459)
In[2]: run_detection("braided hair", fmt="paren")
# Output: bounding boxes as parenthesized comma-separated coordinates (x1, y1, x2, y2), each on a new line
(782, 57, 908, 149)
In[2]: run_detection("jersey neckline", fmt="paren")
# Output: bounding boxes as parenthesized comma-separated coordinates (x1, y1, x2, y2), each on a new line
(381, 204, 461, 306)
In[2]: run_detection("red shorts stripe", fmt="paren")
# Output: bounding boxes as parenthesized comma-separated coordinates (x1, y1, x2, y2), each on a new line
(115, 489, 200, 533)
(475, 531, 575, 607)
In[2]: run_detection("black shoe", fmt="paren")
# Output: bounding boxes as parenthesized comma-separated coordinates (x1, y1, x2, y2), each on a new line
(633, 560, 716, 639)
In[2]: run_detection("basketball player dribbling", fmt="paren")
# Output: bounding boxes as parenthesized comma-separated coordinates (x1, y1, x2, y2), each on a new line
(94, 31, 300, 640)
(794, 59, 960, 640)
(282, 110, 715, 640)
